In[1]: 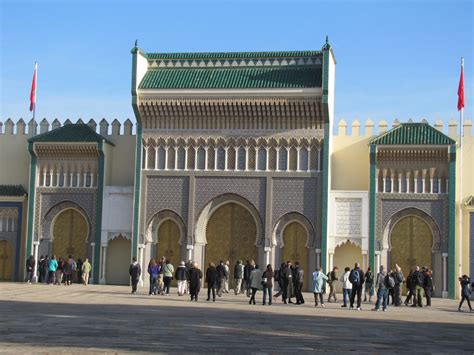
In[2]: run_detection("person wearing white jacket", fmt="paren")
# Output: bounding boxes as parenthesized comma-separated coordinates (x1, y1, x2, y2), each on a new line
(341, 266, 352, 307)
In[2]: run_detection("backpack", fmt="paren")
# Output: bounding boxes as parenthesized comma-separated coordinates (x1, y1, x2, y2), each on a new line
(274, 269, 280, 282)
(350, 269, 360, 284)
(384, 274, 395, 289)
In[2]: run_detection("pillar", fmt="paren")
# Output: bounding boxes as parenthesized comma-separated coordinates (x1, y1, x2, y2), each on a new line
(184, 147, 189, 170)
(317, 147, 321, 171)
(265, 148, 270, 171)
(245, 147, 249, 171)
(145, 146, 149, 170)
(164, 147, 169, 170)
(328, 252, 334, 272)
(315, 248, 322, 269)
(90, 173, 94, 188)
(296, 147, 301, 171)
(90, 242, 96, 283)
(264, 247, 271, 266)
(276, 147, 280, 171)
(438, 178, 442, 193)
(32, 241, 40, 283)
(430, 178, 434, 194)
(375, 251, 381, 274)
(83, 173, 87, 187)
(307, 147, 311, 172)
(100, 243, 107, 284)
(204, 147, 208, 171)
(224, 148, 229, 171)
(186, 245, 194, 262)
(362, 251, 368, 272)
(442, 252, 448, 298)
(138, 243, 145, 286)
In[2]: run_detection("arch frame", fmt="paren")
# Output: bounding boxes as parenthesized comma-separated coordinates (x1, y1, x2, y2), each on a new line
(42, 201, 91, 243)
(272, 212, 316, 248)
(145, 209, 187, 245)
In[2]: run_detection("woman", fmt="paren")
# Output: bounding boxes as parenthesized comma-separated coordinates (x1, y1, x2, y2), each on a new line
(162, 259, 175, 295)
(364, 266, 374, 302)
(458, 275, 472, 312)
(312, 267, 328, 307)
(147, 259, 160, 295)
(341, 266, 352, 307)
(188, 263, 203, 302)
(262, 264, 274, 306)
(55, 257, 65, 285)
(249, 264, 262, 305)
(205, 262, 218, 302)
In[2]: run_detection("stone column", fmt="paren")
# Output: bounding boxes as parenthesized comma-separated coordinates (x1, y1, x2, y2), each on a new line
(43, 168, 47, 187)
(99, 243, 107, 284)
(315, 248, 322, 269)
(375, 251, 381, 274)
(83, 173, 87, 187)
(145, 146, 149, 170)
(264, 247, 271, 266)
(234, 148, 238, 171)
(375, 169, 380, 193)
(286, 148, 290, 171)
(265, 148, 270, 171)
(414, 170, 419, 193)
(397, 172, 403, 193)
(438, 178, 442, 193)
(362, 251, 368, 272)
(296, 147, 301, 171)
(245, 147, 249, 171)
(445, 179, 449, 194)
(186, 245, 194, 262)
(56, 172, 60, 187)
(138, 244, 145, 286)
(276, 147, 280, 171)
(317, 147, 322, 171)
(69, 172, 74, 187)
(164, 147, 169, 170)
(421, 169, 427, 193)
(328, 252, 334, 272)
(382, 169, 387, 193)
(255, 148, 259, 171)
(184, 147, 189, 171)
(32, 241, 40, 283)
(442, 252, 448, 298)
(307, 147, 311, 172)
(224, 147, 229, 171)
(406, 171, 411, 193)
(204, 147, 209, 171)
(390, 172, 395, 193)
(90, 173, 94, 188)
(90, 242, 96, 284)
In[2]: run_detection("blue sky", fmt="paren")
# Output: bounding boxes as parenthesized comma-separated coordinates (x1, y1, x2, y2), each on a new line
(0, 0, 472, 128)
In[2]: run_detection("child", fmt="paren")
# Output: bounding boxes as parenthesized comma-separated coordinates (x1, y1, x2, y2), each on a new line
(341, 266, 352, 308)
(458, 275, 472, 312)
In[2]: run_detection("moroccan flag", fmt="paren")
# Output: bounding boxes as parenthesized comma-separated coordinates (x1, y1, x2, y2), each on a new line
(457, 59, 464, 111)
(29, 63, 37, 112)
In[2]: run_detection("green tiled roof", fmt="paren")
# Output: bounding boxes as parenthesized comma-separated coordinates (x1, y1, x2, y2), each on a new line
(370, 123, 455, 145)
(28, 124, 114, 145)
(0, 185, 27, 197)
(139, 66, 322, 89)
(147, 50, 322, 60)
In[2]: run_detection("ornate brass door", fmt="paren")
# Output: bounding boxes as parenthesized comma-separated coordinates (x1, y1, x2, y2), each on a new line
(156, 220, 181, 283)
(391, 216, 433, 293)
(53, 209, 87, 261)
(205, 203, 257, 282)
(0, 240, 13, 281)
(282, 222, 308, 288)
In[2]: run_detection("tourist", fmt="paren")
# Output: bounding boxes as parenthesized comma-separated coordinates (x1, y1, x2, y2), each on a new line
(175, 261, 187, 296)
(391, 264, 404, 306)
(348, 263, 364, 310)
(312, 267, 328, 307)
(404, 267, 414, 306)
(272, 263, 286, 301)
(410, 266, 424, 307)
(283, 261, 295, 304)
(248, 264, 262, 305)
(47, 255, 58, 285)
(363, 266, 374, 302)
(294, 261, 305, 305)
(189, 262, 203, 301)
(157, 257, 165, 295)
(372, 265, 388, 312)
(25, 255, 35, 283)
(162, 259, 174, 295)
(327, 266, 339, 303)
(82, 258, 91, 285)
(341, 266, 352, 307)
(55, 257, 65, 285)
(458, 275, 472, 312)
(244, 260, 255, 297)
(224, 260, 230, 293)
(234, 260, 245, 295)
(185, 260, 193, 294)
(38, 255, 46, 283)
(216, 260, 228, 297)
(63, 255, 76, 286)
(205, 262, 218, 302)
(76, 259, 83, 284)
(423, 266, 434, 307)
(129, 257, 141, 294)
(262, 264, 274, 306)
(147, 259, 160, 296)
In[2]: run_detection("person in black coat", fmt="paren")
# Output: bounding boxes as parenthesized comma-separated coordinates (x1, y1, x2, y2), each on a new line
(129, 257, 141, 294)
(458, 275, 472, 312)
(349, 263, 365, 310)
(216, 260, 228, 297)
(188, 263, 203, 301)
(206, 262, 218, 302)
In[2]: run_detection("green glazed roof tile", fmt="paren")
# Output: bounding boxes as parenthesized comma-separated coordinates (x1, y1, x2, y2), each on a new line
(139, 66, 322, 90)
(28, 124, 114, 145)
(0, 185, 27, 196)
(370, 123, 455, 146)
(147, 50, 322, 60)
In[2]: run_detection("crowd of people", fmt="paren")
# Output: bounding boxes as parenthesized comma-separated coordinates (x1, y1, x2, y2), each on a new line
(128, 257, 472, 312)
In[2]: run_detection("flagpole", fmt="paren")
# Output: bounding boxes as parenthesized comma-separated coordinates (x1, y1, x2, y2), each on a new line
(458, 57, 463, 283)
(33, 62, 37, 121)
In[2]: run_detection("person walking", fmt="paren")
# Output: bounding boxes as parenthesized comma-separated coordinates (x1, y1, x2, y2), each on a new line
(391, 265, 404, 306)
(55, 257, 65, 285)
(81, 258, 91, 285)
(262, 264, 274, 306)
(404, 268, 414, 306)
(147, 259, 160, 296)
(458, 275, 472, 312)
(363, 266, 374, 302)
(283, 261, 295, 304)
(206, 262, 218, 302)
(244, 260, 255, 297)
(341, 266, 352, 307)
(234, 260, 245, 295)
(47, 256, 58, 285)
(224, 260, 230, 293)
(372, 265, 388, 312)
(216, 260, 228, 297)
(327, 266, 339, 303)
(411, 266, 424, 307)
(294, 262, 305, 305)
(312, 267, 328, 307)
(38, 255, 46, 283)
(63, 255, 76, 286)
(162, 259, 174, 295)
(76, 259, 83, 284)
(273, 263, 286, 301)
(26, 255, 35, 283)
(423, 267, 434, 307)
(175, 261, 187, 296)
(188, 262, 203, 302)
(249, 264, 262, 305)
(129, 257, 141, 294)
(349, 263, 365, 310)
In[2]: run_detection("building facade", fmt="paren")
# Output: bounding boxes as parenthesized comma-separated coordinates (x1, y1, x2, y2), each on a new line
(0, 40, 472, 298)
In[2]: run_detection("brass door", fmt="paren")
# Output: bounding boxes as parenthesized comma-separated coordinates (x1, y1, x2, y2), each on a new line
(0, 240, 13, 281)
(156, 220, 181, 285)
(205, 203, 257, 282)
(53, 209, 87, 261)
(391, 216, 433, 293)
(282, 222, 308, 288)
(106, 236, 132, 285)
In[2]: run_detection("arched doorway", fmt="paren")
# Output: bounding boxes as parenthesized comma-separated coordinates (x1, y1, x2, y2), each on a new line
(390, 216, 433, 293)
(106, 235, 131, 285)
(0, 240, 13, 281)
(205, 203, 257, 282)
(282, 222, 309, 288)
(333, 241, 362, 293)
(157, 220, 181, 286)
(52, 209, 88, 261)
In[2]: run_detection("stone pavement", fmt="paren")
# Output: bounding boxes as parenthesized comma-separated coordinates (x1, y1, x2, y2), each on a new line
(0, 283, 472, 354)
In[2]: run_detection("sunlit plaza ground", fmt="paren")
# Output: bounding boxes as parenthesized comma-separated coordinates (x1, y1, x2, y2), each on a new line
(0, 283, 472, 354)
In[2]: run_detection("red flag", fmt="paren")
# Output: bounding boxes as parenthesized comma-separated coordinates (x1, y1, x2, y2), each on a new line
(29, 63, 37, 112)
(457, 59, 464, 111)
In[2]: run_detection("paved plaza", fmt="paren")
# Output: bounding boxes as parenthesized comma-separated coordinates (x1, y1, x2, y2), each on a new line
(0, 283, 472, 354)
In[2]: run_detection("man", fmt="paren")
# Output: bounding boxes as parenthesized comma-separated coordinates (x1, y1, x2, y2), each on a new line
(38, 255, 45, 283)
(327, 266, 339, 303)
(404, 267, 414, 306)
(224, 260, 230, 293)
(293, 262, 305, 305)
(234, 260, 245, 295)
(47, 255, 58, 285)
(25, 255, 35, 284)
(81, 258, 91, 285)
(129, 257, 141, 294)
(188, 262, 203, 302)
(216, 260, 228, 297)
(349, 262, 365, 310)
(283, 261, 295, 304)
(244, 260, 255, 297)
(175, 261, 187, 296)
(391, 264, 404, 306)
(423, 267, 434, 307)
(410, 265, 424, 307)
(372, 265, 388, 311)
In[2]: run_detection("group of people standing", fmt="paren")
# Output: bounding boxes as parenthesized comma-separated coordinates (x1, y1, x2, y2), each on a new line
(25, 255, 92, 286)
